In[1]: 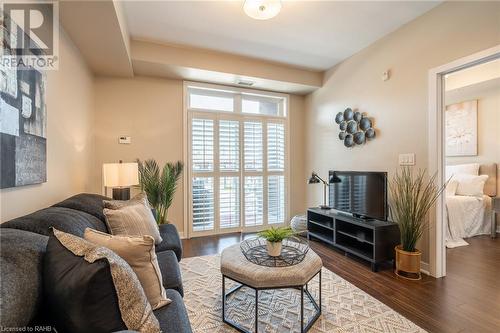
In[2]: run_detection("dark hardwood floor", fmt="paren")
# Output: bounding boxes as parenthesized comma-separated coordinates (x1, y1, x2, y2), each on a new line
(182, 233, 500, 333)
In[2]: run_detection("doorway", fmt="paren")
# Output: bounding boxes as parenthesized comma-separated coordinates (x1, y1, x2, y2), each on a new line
(428, 45, 500, 278)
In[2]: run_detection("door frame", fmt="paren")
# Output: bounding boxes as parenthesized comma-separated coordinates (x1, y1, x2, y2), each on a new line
(427, 44, 500, 278)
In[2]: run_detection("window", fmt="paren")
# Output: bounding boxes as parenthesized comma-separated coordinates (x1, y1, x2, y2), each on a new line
(186, 82, 288, 236)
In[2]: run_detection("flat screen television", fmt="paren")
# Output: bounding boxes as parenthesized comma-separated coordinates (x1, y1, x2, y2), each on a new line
(328, 171, 387, 221)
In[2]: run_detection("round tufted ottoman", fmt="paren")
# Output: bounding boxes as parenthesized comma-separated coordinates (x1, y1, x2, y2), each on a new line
(220, 243, 323, 333)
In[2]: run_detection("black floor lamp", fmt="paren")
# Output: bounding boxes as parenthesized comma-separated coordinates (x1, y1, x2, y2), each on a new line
(308, 171, 341, 209)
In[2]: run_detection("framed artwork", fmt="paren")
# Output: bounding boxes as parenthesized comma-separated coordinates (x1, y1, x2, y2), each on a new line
(445, 100, 478, 157)
(0, 10, 48, 189)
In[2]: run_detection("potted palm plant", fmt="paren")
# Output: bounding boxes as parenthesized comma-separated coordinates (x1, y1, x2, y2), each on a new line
(137, 159, 183, 225)
(390, 167, 447, 280)
(258, 227, 295, 257)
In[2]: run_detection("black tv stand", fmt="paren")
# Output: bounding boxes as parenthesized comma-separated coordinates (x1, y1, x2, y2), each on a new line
(352, 213, 372, 220)
(307, 208, 400, 272)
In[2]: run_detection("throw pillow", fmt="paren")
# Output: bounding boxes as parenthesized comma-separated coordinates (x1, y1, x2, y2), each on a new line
(445, 163, 479, 179)
(104, 192, 151, 210)
(445, 179, 459, 197)
(84, 228, 171, 310)
(43, 228, 160, 333)
(103, 193, 162, 244)
(454, 174, 488, 197)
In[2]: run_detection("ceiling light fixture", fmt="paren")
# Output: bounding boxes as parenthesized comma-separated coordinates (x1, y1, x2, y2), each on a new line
(243, 0, 282, 20)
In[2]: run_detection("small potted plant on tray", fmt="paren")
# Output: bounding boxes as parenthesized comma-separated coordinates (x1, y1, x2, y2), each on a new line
(390, 167, 447, 280)
(258, 226, 295, 257)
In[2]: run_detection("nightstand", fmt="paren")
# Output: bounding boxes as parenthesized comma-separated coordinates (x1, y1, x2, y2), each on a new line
(492, 197, 500, 238)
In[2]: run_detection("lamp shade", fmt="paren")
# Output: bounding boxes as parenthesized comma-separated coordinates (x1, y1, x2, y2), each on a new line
(103, 162, 139, 187)
(308, 172, 320, 184)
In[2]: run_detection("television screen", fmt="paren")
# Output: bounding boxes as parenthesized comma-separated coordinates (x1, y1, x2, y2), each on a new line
(329, 171, 387, 220)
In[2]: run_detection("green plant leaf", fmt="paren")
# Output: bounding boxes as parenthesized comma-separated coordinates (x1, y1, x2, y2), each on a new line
(258, 227, 295, 243)
(389, 167, 448, 252)
(137, 159, 184, 225)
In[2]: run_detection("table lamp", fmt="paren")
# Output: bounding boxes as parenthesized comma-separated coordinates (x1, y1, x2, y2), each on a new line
(103, 161, 139, 200)
(308, 171, 341, 209)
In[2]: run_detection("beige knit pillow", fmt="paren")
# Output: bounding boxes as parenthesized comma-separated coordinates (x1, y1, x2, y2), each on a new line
(103, 194, 162, 244)
(84, 228, 170, 310)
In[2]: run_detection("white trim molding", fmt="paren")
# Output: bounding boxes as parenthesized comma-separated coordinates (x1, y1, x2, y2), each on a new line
(427, 45, 500, 278)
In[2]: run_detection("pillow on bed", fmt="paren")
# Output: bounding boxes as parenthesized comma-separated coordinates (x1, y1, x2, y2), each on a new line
(446, 163, 479, 180)
(446, 179, 459, 197)
(455, 174, 488, 197)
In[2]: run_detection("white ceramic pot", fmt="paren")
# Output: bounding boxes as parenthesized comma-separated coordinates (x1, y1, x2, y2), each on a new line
(266, 240, 282, 257)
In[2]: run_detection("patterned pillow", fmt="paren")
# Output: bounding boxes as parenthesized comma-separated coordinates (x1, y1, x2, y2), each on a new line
(44, 228, 160, 333)
(84, 228, 171, 310)
(104, 193, 162, 244)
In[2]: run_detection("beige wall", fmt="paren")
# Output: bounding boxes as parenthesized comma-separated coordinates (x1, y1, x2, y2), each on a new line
(445, 78, 500, 195)
(92, 76, 306, 235)
(0, 30, 95, 222)
(304, 1, 500, 263)
(92, 77, 184, 232)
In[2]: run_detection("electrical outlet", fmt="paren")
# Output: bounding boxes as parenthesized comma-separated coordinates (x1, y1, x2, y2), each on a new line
(399, 153, 415, 166)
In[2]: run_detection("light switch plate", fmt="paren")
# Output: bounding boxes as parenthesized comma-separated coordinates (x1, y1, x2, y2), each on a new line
(399, 153, 415, 166)
(119, 136, 131, 144)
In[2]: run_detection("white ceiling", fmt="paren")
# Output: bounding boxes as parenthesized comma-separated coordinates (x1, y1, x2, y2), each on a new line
(123, 1, 440, 71)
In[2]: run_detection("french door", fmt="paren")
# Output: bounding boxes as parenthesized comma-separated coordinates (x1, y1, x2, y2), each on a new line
(185, 82, 289, 237)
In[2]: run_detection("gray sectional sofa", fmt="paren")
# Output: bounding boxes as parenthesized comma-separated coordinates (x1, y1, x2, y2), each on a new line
(0, 193, 192, 333)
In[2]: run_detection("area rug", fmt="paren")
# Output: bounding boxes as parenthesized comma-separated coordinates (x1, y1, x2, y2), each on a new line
(180, 255, 426, 333)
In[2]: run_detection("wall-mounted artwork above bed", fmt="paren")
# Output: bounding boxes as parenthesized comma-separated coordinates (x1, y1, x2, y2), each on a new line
(445, 100, 478, 157)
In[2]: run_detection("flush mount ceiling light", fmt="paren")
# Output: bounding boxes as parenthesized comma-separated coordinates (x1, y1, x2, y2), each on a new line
(244, 0, 282, 20)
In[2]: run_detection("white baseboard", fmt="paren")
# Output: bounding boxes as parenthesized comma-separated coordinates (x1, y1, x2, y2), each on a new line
(178, 232, 186, 239)
(420, 261, 430, 276)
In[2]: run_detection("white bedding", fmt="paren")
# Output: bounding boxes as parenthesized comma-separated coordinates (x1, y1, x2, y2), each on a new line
(446, 195, 492, 248)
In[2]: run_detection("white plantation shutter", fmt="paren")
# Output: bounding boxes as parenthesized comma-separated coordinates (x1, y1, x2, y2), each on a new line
(192, 177, 215, 231)
(191, 119, 214, 172)
(187, 83, 288, 235)
(267, 123, 285, 171)
(219, 120, 239, 171)
(244, 121, 263, 171)
(244, 176, 264, 226)
(268, 175, 285, 224)
(219, 177, 240, 228)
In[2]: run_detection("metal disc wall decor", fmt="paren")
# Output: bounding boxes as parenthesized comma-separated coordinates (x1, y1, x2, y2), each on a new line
(335, 112, 344, 124)
(365, 128, 376, 139)
(353, 131, 365, 145)
(359, 117, 372, 131)
(344, 134, 354, 147)
(344, 108, 354, 121)
(335, 108, 376, 147)
(353, 111, 362, 122)
(339, 121, 347, 131)
(346, 121, 357, 134)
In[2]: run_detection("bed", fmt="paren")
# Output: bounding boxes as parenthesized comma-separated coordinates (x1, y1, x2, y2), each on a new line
(445, 163, 497, 248)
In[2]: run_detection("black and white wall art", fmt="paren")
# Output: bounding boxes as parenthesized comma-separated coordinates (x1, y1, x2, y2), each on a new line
(1, 59, 47, 188)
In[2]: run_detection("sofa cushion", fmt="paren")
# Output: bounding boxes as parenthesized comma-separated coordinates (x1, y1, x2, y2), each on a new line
(44, 229, 160, 333)
(104, 195, 163, 244)
(0, 228, 48, 328)
(84, 228, 171, 310)
(156, 224, 183, 261)
(53, 193, 109, 222)
(1, 207, 107, 237)
(157, 250, 183, 297)
(154, 289, 192, 333)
